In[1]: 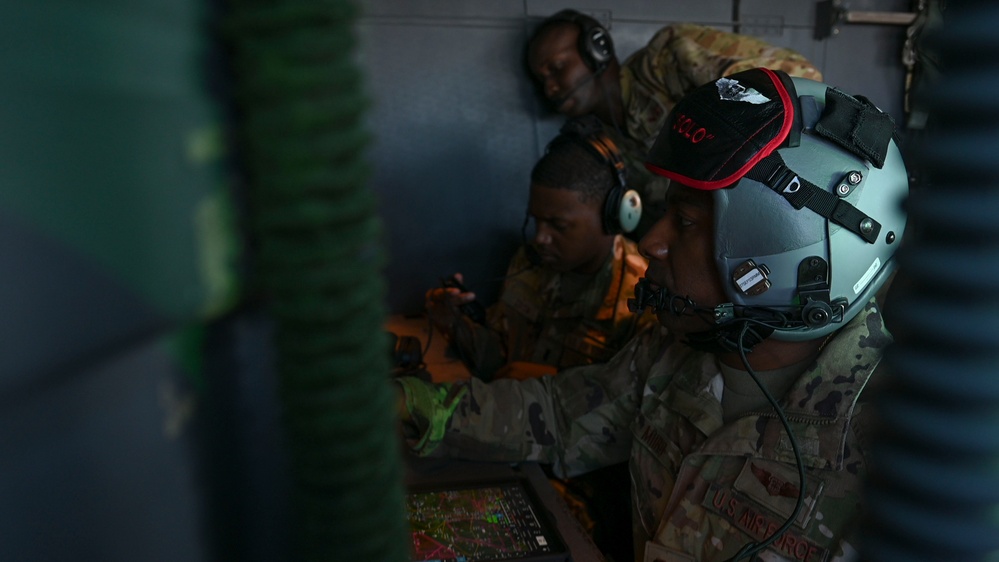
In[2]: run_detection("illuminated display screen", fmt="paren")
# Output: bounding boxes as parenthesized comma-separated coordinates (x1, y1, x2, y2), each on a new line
(406, 479, 566, 562)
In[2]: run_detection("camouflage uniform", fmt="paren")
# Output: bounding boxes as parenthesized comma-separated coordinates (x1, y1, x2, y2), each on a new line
(620, 23, 824, 153)
(398, 299, 888, 561)
(450, 234, 654, 381)
(614, 24, 824, 239)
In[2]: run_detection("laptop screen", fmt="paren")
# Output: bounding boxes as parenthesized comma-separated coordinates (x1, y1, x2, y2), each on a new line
(406, 478, 568, 562)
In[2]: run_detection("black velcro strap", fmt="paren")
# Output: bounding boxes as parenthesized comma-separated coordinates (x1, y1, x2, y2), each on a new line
(747, 154, 882, 244)
(814, 88, 895, 168)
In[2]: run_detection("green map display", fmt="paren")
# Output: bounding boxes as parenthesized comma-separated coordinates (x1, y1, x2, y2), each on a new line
(407, 481, 562, 562)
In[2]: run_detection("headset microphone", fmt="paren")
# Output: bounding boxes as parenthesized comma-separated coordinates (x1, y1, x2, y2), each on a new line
(627, 278, 667, 314)
(628, 278, 792, 354)
(627, 278, 707, 317)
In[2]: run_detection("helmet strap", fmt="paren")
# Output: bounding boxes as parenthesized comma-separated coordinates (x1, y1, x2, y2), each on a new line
(746, 153, 883, 244)
(686, 255, 845, 352)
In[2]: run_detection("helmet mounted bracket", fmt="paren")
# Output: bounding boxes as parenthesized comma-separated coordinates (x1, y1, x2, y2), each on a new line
(796, 256, 846, 329)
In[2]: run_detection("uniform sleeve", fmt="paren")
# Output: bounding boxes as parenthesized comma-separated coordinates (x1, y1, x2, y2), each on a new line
(449, 313, 507, 381)
(398, 324, 670, 478)
(642, 23, 822, 92)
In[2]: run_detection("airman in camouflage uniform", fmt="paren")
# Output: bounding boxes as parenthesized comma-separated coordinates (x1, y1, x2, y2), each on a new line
(427, 121, 654, 383)
(398, 299, 887, 561)
(450, 234, 655, 381)
(528, 13, 823, 240)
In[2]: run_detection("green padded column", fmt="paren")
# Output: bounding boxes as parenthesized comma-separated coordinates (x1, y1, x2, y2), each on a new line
(225, 1, 409, 561)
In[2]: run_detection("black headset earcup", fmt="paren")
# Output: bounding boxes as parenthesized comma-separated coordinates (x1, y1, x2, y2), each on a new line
(546, 9, 614, 72)
(578, 22, 613, 72)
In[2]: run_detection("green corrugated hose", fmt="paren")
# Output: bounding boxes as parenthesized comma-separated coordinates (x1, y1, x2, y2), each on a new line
(225, 2, 410, 560)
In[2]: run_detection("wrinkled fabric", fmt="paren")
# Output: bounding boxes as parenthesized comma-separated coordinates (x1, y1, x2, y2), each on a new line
(450, 234, 655, 380)
(614, 24, 823, 240)
(620, 23, 824, 153)
(399, 300, 888, 561)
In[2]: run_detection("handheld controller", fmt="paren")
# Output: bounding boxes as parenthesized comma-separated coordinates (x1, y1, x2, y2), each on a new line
(440, 275, 487, 324)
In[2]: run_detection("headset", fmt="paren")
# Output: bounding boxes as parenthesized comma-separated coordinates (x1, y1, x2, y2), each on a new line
(544, 9, 615, 74)
(521, 116, 642, 265)
(543, 115, 643, 236)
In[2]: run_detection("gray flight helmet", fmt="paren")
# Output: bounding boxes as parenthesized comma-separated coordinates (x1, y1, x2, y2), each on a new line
(646, 69, 908, 342)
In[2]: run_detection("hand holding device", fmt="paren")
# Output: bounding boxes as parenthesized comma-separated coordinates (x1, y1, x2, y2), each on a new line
(439, 274, 487, 324)
(425, 273, 487, 332)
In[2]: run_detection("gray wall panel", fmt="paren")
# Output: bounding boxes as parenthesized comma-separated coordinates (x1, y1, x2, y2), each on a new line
(525, 1, 735, 24)
(740, 0, 911, 122)
(764, 25, 828, 76)
(361, 0, 525, 18)
(817, 23, 908, 123)
(741, 0, 912, 27)
(359, 17, 539, 312)
(741, 0, 819, 27)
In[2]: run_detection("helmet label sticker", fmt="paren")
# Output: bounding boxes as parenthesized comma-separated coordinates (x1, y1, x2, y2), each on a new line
(716, 77, 771, 104)
(732, 259, 772, 296)
(854, 257, 881, 295)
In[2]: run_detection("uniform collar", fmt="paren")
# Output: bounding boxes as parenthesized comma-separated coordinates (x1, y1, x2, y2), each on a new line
(683, 300, 890, 469)
(779, 299, 890, 421)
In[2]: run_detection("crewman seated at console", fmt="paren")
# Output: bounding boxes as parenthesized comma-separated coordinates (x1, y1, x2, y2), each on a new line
(424, 115, 656, 383)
